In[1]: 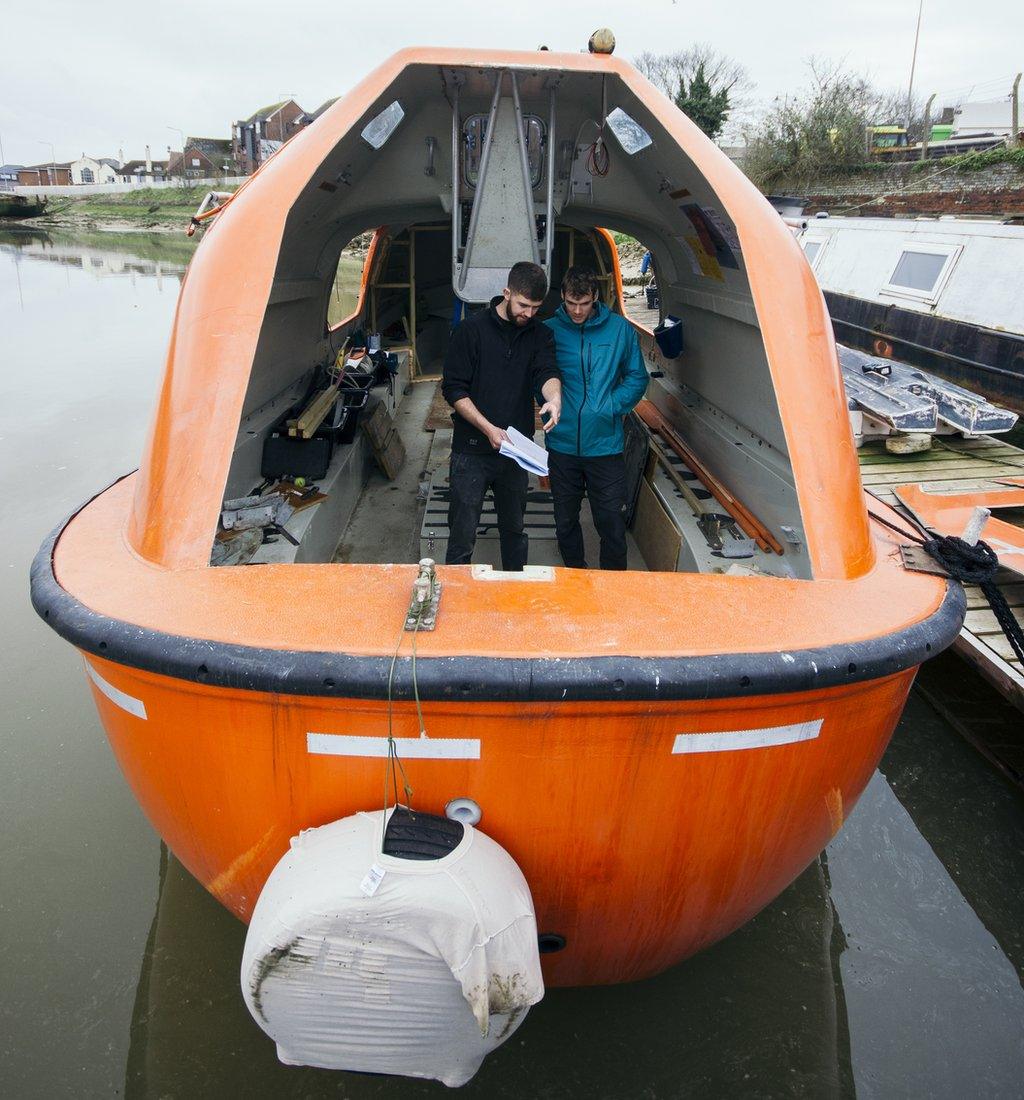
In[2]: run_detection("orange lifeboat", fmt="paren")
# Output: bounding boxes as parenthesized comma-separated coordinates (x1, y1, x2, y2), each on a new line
(31, 46, 962, 993)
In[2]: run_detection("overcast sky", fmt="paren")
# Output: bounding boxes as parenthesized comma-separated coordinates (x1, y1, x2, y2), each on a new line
(2, 0, 1021, 165)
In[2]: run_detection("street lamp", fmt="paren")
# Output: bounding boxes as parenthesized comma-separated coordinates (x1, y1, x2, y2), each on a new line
(37, 140, 57, 184)
(167, 126, 185, 182)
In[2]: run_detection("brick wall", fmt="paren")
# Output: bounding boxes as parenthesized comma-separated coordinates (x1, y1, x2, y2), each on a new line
(775, 162, 1024, 218)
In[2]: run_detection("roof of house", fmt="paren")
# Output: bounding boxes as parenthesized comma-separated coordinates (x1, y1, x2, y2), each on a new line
(23, 162, 72, 171)
(185, 137, 233, 157)
(244, 100, 290, 124)
(306, 98, 339, 122)
(0, 164, 25, 175)
(119, 160, 169, 174)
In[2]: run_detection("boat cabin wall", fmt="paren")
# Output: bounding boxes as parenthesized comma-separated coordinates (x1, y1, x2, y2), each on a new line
(174, 57, 868, 580)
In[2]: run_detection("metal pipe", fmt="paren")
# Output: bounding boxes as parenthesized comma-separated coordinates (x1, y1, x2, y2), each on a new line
(905, 0, 924, 129)
(459, 71, 504, 289)
(1013, 73, 1022, 148)
(920, 93, 936, 160)
(509, 72, 540, 264)
(545, 84, 556, 275)
(451, 82, 461, 273)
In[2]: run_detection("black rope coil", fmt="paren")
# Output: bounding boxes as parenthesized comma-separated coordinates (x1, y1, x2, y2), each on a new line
(924, 536, 1024, 664)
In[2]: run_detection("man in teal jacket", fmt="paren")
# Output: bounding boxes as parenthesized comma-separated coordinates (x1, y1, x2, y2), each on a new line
(544, 267, 648, 570)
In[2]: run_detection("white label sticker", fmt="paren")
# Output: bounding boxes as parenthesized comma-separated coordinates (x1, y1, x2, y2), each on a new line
(359, 863, 387, 897)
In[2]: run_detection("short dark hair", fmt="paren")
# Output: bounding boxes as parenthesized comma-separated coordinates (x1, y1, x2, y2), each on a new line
(506, 261, 548, 302)
(561, 266, 601, 300)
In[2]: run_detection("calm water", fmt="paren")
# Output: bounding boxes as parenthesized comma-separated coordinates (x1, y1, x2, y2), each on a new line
(1, 227, 1022, 1099)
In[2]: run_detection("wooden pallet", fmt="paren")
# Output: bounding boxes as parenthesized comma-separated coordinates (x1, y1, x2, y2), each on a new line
(859, 436, 1024, 710)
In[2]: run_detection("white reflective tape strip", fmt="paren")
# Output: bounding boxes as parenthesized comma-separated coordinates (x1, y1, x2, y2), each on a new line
(306, 733, 481, 759)
(85, 662, 148, 720)
(672, 719, 822, 755)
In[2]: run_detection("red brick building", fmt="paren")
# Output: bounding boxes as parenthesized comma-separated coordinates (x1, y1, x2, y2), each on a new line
(167, 138, 235, 179)
(17, 163, 72, 186)
(232, 100, 308, 175)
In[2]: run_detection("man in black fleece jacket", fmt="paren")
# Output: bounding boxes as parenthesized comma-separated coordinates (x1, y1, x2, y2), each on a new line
(441, 262, 562, 571)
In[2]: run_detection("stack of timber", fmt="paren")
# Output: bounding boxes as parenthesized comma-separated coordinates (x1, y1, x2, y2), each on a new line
(858, 436, 1024, 710)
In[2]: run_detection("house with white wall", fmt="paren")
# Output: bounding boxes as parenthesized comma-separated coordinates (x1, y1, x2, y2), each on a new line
(70, 156, 121, 185)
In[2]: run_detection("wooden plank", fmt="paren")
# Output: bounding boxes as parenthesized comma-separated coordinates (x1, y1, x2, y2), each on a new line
(632, 479, 682, 573)
(971, 628, 1024, 665)
(860, 463, 1024, 487)
(375, 429, 407, 479)
(965, 583, 1024, 609)
(953, 631, 1024, 712)
(857, 450, 1007, 468)
(289, 383, 340, 439)
(964, 607, 1024, 635)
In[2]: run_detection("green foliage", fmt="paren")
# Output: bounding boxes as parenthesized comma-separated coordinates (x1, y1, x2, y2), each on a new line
(910, 144, 1024, 173)
(743, 62, 916, 189)
(675, 62, 731, 140)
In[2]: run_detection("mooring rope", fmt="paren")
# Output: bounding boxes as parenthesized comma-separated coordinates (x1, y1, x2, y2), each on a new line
(382, 612, 417, 846)
(924, 536, 1024, 663)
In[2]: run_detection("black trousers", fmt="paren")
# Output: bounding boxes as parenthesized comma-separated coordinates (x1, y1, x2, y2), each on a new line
(548, 450, 627, 570)
(445, 451, 529, 571)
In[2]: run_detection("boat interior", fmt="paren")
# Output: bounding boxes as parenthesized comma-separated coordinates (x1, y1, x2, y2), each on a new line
(212, 58, 824, 582)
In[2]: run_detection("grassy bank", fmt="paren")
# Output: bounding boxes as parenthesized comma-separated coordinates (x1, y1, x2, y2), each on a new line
(37, 185, 239, 232)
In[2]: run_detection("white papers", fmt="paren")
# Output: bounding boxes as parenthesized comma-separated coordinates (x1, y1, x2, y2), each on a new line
(499, 426, 548, 476)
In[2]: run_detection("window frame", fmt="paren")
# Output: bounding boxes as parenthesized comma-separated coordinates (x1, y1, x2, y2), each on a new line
(880, 242, 962, 305)
(800, 231, 832, 271)
(462, 113, 546, 189)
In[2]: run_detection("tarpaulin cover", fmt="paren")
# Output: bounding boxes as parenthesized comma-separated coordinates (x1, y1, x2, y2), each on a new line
(240, 809, 544, 1086)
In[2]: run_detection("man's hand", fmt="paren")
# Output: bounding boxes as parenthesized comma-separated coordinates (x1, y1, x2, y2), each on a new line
(539, 378, 562, 432)
(539, 395, 561, 432)
(485, 424, 510, 450)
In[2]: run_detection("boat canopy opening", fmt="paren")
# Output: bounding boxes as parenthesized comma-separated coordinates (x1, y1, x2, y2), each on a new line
(129, 52, 871, 580)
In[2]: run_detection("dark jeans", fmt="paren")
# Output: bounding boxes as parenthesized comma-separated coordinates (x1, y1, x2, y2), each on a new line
(446, 451, 529, 571)
(548, 450, 627, 570)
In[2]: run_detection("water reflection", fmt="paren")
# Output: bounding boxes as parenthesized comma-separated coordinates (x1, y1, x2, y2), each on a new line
(0, 227, 193, 285)
(124, 848, 855, 1099)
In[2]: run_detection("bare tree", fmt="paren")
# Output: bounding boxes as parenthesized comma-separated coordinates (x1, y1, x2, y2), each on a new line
(634, 45, 753, 140)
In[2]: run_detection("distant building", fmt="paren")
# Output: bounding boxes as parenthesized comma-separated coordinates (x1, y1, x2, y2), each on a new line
(952, 97, 1018, 138)
(167, 136, 235, 179)
(117, 149, 169, 183)
(232, 99, 307, 175)
(0, 164, 25, 191)
(17, 163, 72, 186)
(303, 98, 340, 125)
(70, 156, 120, 185)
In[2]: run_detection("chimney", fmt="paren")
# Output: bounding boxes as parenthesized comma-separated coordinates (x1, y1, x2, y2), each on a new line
(145, 145, 152, 173)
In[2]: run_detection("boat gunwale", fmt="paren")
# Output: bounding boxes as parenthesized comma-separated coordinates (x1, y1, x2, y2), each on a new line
(31, 513, 965, 703)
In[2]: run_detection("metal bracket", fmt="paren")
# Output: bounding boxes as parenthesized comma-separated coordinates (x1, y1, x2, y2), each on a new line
(406, 558, 442, 630)
(899, 544, 948, 576)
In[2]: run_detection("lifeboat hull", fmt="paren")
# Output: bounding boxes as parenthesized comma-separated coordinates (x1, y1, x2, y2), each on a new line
(79, 650, 915, 987)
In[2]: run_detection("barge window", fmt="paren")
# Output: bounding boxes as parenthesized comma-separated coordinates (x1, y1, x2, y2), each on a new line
(801, 233, 831, 270)
(606, 108, 652, 155)
(362, 101, 404, 149)
(883, 244, 960, 302)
